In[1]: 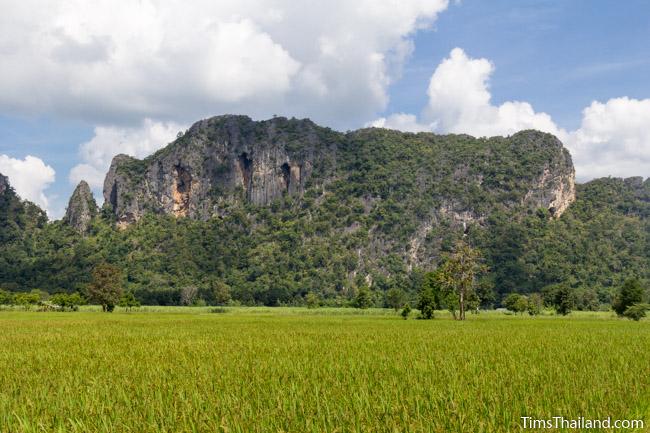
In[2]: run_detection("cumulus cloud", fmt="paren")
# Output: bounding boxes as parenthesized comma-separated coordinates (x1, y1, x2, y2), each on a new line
(567, 97, 650, 180)
(0, 155, 56, 211)
(0, 0, 449, 129)
(371, 48, 650, 180)
(69, 119, 184, 189)
(1, 0, 450, 205)
(422, 48, 567, 139)
(366, 113, 432, 133)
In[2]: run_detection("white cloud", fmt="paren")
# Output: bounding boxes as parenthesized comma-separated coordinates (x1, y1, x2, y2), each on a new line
(0, 0, 449, 129)
(567, 97, 650, 180)
(371, 48, 650, 180)
(0, 155, 56, 211)
(422, 48, 567, 139)
(366, 113, 432, 132)
(1, 0, 450, 206)
(69, 119, 184, 189)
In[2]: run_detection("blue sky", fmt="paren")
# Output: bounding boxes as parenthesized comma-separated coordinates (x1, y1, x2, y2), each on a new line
(0, 0, 649, 218)
(390, 0, 650, 129)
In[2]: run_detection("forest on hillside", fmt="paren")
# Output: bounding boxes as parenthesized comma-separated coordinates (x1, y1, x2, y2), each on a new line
(1, 170, 648, 309)
(1, 119, 649, 308)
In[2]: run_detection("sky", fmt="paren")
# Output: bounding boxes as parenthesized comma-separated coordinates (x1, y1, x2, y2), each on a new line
(0, 0, 648, 218)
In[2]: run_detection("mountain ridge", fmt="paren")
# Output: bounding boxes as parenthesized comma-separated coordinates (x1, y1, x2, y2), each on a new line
(0, 115, 647, 306)
(101, 115, 576, 228)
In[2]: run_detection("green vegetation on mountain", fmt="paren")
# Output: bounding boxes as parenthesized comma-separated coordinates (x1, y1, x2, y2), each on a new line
(0, 117, 647, 308)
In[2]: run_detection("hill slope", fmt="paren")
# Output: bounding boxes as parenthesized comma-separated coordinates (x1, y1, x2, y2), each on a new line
(0, 116, 647, 306)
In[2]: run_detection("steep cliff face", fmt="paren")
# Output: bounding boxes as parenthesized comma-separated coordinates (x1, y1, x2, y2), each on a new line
(0, 173, 8, 196)
(64, 181, 98, 233)
(102, 116, 576, 242)
(517, 131, 575, 218)
(103, 115, 337, 225)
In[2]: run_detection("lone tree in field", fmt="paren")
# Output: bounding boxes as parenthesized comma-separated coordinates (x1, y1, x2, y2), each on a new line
(87, 263, 123, 312)
(438, 241, 486, 321)
(612, 278, 644, 316)
(417, 270, 442, 319)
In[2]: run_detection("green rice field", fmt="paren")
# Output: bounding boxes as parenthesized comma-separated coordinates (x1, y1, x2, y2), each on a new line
(0, 308, 648, 432)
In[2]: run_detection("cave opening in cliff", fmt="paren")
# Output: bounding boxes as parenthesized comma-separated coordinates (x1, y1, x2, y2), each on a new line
(281, 163, 291, 191)
(172, 165, 192, 217)
(109, 183, 118, 209)
(238, 153, 253, 190)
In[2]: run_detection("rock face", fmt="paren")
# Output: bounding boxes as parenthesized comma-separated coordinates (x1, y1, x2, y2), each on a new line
(103, 115, 336, 225)
(103, 115, 576, 228)
(517, 131, 576, 218)
(64, 181, 98, 233)
(0, 173, 8, 196)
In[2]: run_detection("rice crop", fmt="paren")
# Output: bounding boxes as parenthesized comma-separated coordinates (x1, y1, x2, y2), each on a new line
(0, 309, 647, 432)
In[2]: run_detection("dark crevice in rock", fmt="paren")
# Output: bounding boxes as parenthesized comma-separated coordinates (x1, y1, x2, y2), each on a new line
(238, 152, 253, 194)
(281, 162, 291, 191)
(109, 183, 118, 209)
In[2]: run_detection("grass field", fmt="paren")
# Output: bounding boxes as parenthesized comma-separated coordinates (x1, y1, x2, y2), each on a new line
(0, 308, 648, 432)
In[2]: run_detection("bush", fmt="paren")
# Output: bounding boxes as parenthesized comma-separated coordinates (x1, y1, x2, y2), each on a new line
(553, 285, 575, 316)
(385, 288, 405, 311)
(417, 285, 439, 320)
(622, 303, 649, 321)
(612, 278, 644, 316)
(503, 293, 528, 314)
(401, 305, 411, 320)
(353, 285, 373, 309)
(13, 292, 41, 309)
(118, 292, 140, 310)
(527, 293, 543, 316)
(49, 293, 85, 311)
(0, 289, 13, 305)
(305, 292, 320, 309)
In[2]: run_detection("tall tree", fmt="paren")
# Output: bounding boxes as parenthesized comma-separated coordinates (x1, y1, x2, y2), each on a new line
(438, 241, 486, 320)
(87, 263, 123, 312)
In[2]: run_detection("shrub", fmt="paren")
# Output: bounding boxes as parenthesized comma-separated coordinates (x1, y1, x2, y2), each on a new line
(527, 293, 543, 316)
(612, 278, 644, 316)
(401, 305, 411, 320)
(49, 293, 85, 311)
(503, 293, 528, 314)
(623, 303, 649, 321)
(353, 285, 373, 309)
(385, 288, 405, 311)
(13, 292, 41, 309)
(118, 292, 141, 311)
(305, 292, 320, 309)
(553, 285, 575, 316)
(0, 289, 13, 305)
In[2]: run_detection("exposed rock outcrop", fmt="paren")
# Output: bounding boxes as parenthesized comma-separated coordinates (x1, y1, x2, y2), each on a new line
(103, 115, 334, 225)
(102, 117, 577, 232)
(0, 173, 8, 196)
(517, 131, 576, 217)
(64, 181, 98, 233)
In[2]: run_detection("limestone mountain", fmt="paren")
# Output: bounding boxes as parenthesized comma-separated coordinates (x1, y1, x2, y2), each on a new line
(103, 116, 339, 226)
(1, 116, 646, 307)
(64, 181, 98, 234)
(103, 115, 575, 232)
